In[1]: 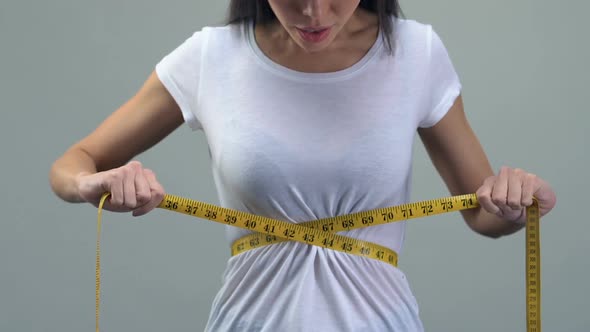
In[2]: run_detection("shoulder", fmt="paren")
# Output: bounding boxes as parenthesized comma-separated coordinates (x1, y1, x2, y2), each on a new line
(387, 17, 453, 62)
(393, 17, 431, 33)
(391, 17, 436, 48)
(170, 22, 246, 50)
(160, 22, 249, 66)
(200, 21, 248, 45)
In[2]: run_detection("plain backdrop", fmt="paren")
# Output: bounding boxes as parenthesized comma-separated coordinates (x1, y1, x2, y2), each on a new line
(1, 0, 588, 331)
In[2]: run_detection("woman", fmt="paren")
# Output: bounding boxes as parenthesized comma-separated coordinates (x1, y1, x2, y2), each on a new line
(49, 0, 557, 330)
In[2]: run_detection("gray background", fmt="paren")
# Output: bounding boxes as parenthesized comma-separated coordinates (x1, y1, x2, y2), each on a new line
(1, 0, 588, 331)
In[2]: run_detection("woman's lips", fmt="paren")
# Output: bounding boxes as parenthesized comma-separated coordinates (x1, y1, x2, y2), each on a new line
(296, 27, 332, 43)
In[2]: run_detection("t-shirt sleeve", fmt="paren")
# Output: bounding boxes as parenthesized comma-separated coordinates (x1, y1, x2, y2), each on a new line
(155, 30, 204, 131)
(419, 26, 462, 128)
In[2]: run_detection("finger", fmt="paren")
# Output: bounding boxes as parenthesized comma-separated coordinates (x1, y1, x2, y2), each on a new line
(491, 166, 510, 212)
(521, 173, 537, 206)
(507, 168, 524, 210)
(134, 169, 152, 206)
(123, 166, 137, 208)
(108, 172, 124, 207)
(132, 175, 162, 216)
(132, 169, 165, 217)
(144, 168, 165, 200)
(476, 176, 500, 215)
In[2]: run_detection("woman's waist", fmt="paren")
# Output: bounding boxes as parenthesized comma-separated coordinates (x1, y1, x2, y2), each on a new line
(224, 221, 407, 256)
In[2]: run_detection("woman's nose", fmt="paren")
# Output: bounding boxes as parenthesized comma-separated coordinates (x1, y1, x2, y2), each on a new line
(301, 0, 325, 19)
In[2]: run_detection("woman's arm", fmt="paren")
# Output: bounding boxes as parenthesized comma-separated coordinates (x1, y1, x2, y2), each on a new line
(418, 95, 556, 238)
(49, 71, 184, 215)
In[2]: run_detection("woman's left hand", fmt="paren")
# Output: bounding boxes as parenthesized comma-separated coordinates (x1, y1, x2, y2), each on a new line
(476, 166, 557, 224)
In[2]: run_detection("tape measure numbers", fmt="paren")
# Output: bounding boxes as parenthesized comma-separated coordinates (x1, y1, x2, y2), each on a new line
(224, 194, 479, 257)
(525, 200, 541, 332)
(95, 193, 541, 332)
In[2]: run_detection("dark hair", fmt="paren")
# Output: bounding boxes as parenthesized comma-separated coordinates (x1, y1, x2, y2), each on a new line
(226, 0, 404, 55)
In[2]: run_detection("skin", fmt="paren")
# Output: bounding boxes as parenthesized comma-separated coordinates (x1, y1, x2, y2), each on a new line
(49, 0, 556, 237)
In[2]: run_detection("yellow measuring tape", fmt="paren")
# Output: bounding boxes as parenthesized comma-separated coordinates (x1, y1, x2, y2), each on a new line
(95, 192, 541, 331)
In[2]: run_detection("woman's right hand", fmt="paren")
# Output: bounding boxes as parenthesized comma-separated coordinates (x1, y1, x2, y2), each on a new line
(76, 161, 165, 217)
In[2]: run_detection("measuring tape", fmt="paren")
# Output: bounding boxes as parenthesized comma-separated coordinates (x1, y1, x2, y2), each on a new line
(95, 192, 541, 331)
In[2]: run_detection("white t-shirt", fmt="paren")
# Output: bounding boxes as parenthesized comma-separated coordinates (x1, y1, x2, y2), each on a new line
(156, 17, 461, 332)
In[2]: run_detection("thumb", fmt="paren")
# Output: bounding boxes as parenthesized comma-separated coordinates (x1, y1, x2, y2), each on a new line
(533, 179, 557, 216)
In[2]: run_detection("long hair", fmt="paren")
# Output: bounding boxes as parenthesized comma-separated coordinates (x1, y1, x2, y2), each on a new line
(226, 0, 404, 55)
